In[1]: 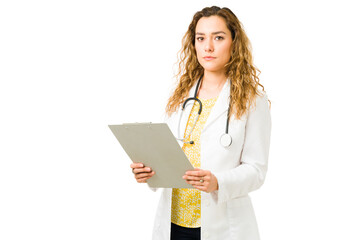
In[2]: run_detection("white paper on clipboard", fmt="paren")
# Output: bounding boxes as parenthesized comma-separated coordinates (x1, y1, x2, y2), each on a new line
(109, 123, 194, 188)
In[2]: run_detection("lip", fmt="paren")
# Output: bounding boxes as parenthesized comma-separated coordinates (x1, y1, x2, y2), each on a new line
(203, 56, 216, 60)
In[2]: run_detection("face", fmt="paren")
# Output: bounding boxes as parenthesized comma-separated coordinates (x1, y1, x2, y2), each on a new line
(195, 16, 233, 74)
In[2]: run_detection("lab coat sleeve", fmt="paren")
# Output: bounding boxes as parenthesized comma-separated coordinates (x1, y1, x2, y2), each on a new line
(214, 93, 271, 203)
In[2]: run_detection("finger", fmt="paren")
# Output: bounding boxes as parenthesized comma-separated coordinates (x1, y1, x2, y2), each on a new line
(186, 180, 204, 186)
(183, 175, 202, 181)
(130, 163, 144, 168)
(137, 175, 154, 183)
(137, 178, 148, 183)
(135, 173, 151, 179)
(185, 170, 204, 177)
(203, 175, 211, 181)
(133, 167, 152, 174)
(192, 169, 210, 177)
(135, 171, 154, 179)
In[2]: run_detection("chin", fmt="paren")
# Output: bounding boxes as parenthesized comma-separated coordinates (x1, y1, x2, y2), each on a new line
(201, 66, 224, 73)
(199, 62, 226, 73)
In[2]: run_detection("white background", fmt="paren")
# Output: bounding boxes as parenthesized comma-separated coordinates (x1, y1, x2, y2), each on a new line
(1, 0, 359, 239)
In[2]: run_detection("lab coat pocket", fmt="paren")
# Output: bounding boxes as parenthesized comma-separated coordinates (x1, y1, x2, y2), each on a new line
(227, 195, 251, 211)
(226, 195, 259, 238)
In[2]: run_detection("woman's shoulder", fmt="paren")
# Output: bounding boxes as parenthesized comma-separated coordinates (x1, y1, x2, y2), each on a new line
(248, 88, 270, 114)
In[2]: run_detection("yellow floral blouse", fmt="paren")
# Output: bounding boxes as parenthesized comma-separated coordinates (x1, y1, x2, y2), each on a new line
(171, 96, 218, 228)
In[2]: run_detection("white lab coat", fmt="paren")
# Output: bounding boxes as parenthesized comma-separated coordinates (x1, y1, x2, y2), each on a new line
(151, 79, 271, 240)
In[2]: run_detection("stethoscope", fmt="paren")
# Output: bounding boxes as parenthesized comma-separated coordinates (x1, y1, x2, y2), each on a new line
(176, 77, 232, 148)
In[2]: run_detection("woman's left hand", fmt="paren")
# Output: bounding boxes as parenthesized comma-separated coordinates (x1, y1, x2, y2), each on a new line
(183, 168, 218, 193)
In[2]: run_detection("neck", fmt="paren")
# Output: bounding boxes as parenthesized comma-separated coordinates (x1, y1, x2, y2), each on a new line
(195, 70, 227, 99)
(201, 71, 227, 90)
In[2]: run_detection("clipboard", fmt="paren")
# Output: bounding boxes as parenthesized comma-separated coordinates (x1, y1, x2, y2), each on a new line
(109, 123, 194, 188)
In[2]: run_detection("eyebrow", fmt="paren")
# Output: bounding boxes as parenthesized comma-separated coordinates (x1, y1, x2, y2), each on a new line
(195, 31, 227, 35)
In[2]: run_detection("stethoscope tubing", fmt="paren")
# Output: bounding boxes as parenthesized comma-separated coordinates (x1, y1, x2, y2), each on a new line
(176, 76, 232, 147)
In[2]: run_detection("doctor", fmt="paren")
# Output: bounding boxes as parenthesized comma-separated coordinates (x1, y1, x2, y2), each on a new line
(130, 6, 271, 240)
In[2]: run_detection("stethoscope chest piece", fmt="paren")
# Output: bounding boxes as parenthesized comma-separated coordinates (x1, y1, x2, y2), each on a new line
(220, 133, 232, 148)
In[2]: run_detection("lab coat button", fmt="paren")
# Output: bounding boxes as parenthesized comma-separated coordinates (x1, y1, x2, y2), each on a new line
(204, 199, 210, 207)
(204, 232, 209, 238)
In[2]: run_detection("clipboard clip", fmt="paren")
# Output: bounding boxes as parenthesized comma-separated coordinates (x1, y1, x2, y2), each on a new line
(123, 122, 153, 129)
(123, 122, 152, 125)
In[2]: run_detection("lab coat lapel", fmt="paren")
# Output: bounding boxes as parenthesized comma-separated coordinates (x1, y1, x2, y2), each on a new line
(202, 79, 230, 133)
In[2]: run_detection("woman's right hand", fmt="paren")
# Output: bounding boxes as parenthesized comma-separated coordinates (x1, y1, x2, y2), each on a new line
(130, 162, 155, 183)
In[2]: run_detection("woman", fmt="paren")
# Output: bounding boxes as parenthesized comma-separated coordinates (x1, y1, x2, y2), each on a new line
(130, 6, 271, 240)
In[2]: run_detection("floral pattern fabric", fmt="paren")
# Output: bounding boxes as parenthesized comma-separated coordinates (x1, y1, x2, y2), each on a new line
(171, 96, 218, 228)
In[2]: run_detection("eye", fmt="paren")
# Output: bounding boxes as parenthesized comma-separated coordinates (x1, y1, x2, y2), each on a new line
(215, 36, 224, 40)
(196, 37, 204, 41)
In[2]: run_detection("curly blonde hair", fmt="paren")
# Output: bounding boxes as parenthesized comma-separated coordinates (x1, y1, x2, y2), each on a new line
(165, 6, 268, 119)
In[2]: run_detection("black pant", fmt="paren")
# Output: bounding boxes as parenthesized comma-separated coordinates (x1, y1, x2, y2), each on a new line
(170, 223, 200, 240)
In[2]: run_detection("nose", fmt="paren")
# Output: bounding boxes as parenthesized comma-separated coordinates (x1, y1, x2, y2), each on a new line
(204, 39, 214, 53)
